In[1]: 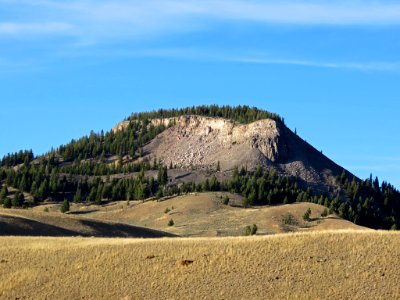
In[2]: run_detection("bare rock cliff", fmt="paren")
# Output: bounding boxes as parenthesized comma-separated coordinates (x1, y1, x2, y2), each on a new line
(142, 116, 291, 169)
(115, 115, 347, 190)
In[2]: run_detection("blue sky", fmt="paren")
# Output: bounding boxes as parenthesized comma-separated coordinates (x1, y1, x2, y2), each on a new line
(0, 0, 399, 187)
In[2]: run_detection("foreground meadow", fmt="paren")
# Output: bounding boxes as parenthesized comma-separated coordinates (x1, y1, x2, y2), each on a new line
(1, 231, 399, 299)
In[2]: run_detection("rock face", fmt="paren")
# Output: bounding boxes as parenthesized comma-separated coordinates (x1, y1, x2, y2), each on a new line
(113, 115, 348, 191)
(143, 116, 281, 169)
(112, 118, 173, 133)
(131, 115, 346, 189)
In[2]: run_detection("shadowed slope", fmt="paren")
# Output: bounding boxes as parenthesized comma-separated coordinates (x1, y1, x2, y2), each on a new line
(0, 212, 175, 238)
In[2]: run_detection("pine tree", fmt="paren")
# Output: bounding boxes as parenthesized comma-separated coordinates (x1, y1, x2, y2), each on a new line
(303, 208, 311, 221)
(87, 186, 97, 203)
(158, 166, 168, 185)
(73, 187, 82, 203)
(12, 190, 24, 207)
(3, 197, 11, 208)
(95, 184, 103, 205)
(60, 198, 70, 213)
(0, 185, 8, 202)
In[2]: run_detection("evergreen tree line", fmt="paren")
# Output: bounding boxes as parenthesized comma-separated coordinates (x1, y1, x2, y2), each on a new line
(55, 121, 167, 162)
(128, 105, 283, 124)
(334, 171, 400, 229)
(1, 161, 399, 229)
(58, 157, 174, 176)
(0, 150, 34, 167)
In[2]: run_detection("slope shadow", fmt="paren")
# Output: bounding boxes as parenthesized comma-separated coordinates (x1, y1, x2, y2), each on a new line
(0, 215, 80, 237)
(0, 214, 176, 238)
(79, 219, 177, 238)
(68, 210, 99, 215)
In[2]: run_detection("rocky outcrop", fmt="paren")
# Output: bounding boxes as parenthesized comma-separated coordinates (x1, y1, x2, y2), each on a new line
(114, 115, 347, 190)
(143, 115, 290, 170)
(112, 118, 176, 133)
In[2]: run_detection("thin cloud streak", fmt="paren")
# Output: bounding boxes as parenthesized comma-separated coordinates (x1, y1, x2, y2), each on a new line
(90, 47, 400, 72)
(2, 1, 400, 39)
(0, 22, 73, 35)
(53, 46, 400, 73)
(229, 57, 400, 72)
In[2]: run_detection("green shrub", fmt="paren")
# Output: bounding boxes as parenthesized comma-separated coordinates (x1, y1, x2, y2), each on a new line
(244, 224, 258, 236)
(60, 199, 70, 213)
(43, 207, 49, 213)
(223, 196, 230, 205)
(321, 208, 329, 217)
(164, 207, 171, 214)
(168, 219, 174, 226)
(281, 213, 298, 226)
(243, 197, 252, 208)
(3, 197, 11, 209)
(303, 208, 312, 221)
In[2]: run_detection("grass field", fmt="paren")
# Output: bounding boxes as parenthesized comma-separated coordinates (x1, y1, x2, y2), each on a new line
(1, 231, 399, 299)
(1, 192, 365, 237)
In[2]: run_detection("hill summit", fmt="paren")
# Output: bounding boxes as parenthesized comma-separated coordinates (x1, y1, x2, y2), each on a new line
(1, 105, 399, 230)
(113, 115, 344, 192)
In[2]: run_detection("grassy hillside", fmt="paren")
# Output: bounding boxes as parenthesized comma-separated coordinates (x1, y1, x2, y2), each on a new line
(0, 192, 366, 237)
(81, 192, 367, 236)
(1, 231, 399, 299)
(0, 209, 174, 238)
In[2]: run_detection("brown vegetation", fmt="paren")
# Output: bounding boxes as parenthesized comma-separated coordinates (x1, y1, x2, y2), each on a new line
(0, 231, 399, 299)
(80, 192, 367, 236)
(0, 192, 366, 237)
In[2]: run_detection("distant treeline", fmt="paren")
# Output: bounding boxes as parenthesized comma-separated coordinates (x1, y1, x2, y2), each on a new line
(0, 150, 34, 168)
(55, 121, 167, 163)
(128, 105, 284, 124)
(1, 158, 399, 229)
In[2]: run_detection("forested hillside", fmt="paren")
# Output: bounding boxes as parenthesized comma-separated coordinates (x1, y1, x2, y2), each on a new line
(0, 105, 399, 230)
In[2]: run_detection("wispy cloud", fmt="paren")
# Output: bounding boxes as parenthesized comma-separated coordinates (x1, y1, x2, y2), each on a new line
(1, 1, 400, 72)
(229, 57, 400, 72)
(0, 22, 73, 35)
(74, 47, 400, 72)
(2, 1, 400, 39)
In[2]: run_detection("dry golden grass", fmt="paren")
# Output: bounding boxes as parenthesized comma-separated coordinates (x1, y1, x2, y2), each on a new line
(1, 231, 399, 299)
(0, 209, 174, 238)
(76, 192, 367, 236)
(0, 192, 366, 238)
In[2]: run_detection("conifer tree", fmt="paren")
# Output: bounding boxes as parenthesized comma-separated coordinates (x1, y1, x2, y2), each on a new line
(60, 198, 70, 213)
(73, 187, 82, 203)
(3, 197, 11, 208)
(12, 190, 24, 207)
(0, 185, 8, 202)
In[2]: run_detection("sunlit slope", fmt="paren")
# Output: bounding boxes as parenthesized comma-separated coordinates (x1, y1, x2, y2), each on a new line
(1, 231, 399, 299)
(81, 192, 367, 236)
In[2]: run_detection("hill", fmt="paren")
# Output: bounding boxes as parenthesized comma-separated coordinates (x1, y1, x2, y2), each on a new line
(1, 231, 399, 299)
(1, 105, 399, 230)
(0, 192, 365, 237)
(76, 192, 367, 236)
(0, 209, 174, 238)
